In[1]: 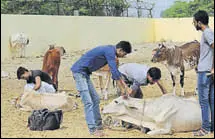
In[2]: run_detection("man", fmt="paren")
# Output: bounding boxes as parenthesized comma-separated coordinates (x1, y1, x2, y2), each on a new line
(118, 63, 167, 99)
(17, 67, 56, 93)
(192, 10, 214, 136)
(117, 63, 167, 129)
(71, 41, 132, 136)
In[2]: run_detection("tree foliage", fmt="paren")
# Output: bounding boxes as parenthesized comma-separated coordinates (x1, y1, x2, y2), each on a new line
(162, 0, 214, 18)
(1, 0, 129, 16)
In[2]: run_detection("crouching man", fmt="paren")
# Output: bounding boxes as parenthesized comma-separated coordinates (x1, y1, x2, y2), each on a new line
(17, 67, 56, 93)
(118, 63, 167, 99)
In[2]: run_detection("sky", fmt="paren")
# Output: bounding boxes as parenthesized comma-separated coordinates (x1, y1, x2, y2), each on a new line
(126, 0, 193, 18)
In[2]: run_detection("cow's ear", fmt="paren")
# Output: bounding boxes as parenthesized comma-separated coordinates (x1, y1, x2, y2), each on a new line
(158, 43, 165, 49)
(161, 43, 166, 49)
(125, 104, 138, 110)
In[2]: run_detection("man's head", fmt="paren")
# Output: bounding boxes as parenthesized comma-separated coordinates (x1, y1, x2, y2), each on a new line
(116, 41, 132, 58)
(193, 10, 209, 31)
(147, 67, 161, 85)
(17, 67, 30, 80)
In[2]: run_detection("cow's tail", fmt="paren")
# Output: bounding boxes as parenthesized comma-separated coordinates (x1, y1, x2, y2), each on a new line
(42, 51, 52, 71)
(8, 36, 13, 49)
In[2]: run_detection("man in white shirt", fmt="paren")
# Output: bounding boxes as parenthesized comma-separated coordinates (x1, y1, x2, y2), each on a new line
(118, 63, 167, 99)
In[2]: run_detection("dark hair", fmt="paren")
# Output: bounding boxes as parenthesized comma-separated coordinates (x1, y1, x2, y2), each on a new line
(17, 67, 28, 79)
(116, 41, 132, 54)
(148, 67, 161, 81)
(194, 10, 209, 25)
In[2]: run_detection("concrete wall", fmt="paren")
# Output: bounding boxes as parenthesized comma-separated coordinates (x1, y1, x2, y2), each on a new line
(1, 14, 214, 60)
(154, 17, 214, 42)
(1, 14, 154, 60)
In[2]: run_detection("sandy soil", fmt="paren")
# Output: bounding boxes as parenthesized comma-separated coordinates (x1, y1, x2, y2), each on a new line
(1, 42, 214, 138)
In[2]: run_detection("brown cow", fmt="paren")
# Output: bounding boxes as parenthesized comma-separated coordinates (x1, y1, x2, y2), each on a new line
(42, 45, 66, 91)
(151, 40, 200, 96)
(93, 58, 119, 100)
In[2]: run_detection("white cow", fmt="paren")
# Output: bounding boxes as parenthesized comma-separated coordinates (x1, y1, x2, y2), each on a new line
(15, 90, 78, 112)
(8, 33, 29, 58)
(102, 94, 202, 135)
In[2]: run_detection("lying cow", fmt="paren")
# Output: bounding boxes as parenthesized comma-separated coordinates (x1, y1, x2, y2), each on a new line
(93, 58, 119, 100)
(15, 90, 78, 112)
(102, 94, 201, 135)
(8, 33, 29, 58)
(151, 40, 200, 96)
(42, 45, 66, 90)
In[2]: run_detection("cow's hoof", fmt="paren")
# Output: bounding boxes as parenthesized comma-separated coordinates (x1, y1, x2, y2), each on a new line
(102, 90, 109, 100)
(103, 116, 112, 127)
(194, 90, 198, 96)
(16, 104, 22, 109)
(104, 96, 108, 100)
(180, 95, 185, 97)
(140, 127, 151, 134)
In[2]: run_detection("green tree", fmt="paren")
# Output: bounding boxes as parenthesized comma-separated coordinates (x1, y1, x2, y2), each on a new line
(1, 0, 129, 16)
(162, 0, 214, 18)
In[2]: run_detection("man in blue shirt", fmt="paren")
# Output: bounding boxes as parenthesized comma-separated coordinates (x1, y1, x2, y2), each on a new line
(71, 41, 132, 136)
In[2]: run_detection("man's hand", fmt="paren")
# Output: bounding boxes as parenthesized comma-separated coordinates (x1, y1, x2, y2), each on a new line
(211, 68, 214, 74)
(156, 80, 168, 95)
(126, 87, 133, 95)
(122, 94, 129, 100)
(33, 76, 41, 91)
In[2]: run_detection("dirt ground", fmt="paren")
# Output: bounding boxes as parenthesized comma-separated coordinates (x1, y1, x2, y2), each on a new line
(1, 42, 214, 138)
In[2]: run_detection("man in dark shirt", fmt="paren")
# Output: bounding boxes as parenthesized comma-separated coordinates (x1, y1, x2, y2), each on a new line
(71, 41, 132, 136)
(17, 67, 56, 93)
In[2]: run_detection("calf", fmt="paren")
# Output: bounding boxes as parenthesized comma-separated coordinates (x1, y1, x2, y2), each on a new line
(42, 45, 66, 91)
(93, 58, 119, 100)
(16, 90, 78, 112)
(8, 33, 29, 58)
(151, 40, 200, 96)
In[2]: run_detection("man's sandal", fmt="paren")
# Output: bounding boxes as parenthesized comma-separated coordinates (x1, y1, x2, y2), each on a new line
(193, 128, 210, 136)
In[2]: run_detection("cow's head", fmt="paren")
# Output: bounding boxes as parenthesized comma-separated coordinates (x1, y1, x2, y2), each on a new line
(59, 47, 66, 56)
(49, 44, 55, 50)
(49, 44, 66, 56)
(102, 96, 141, 116)
(102, 96, 126, 116)
(151, 43, 168, 63)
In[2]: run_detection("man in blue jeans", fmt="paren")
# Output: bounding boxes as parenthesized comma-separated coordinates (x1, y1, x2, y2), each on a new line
(192, 10, 214, 136)
(71, 41, 132, 136)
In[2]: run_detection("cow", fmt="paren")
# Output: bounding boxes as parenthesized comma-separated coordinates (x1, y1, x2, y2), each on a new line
(93, 58, 119, 100)
(151, 40, 200, 96)
(102, 94, 202, 135)
(15, 90, 78, 112)
(8, 33, 29, 59)
(42, 45, 66, 91)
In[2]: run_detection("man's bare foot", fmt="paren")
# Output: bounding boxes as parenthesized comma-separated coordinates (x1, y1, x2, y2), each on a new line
(91, 129, 105, 137)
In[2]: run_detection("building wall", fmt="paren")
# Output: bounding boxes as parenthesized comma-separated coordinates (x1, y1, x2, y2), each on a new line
(1, 14, 214, 60)
(154, 17, 214, 42)
(1, 15, 154, 60)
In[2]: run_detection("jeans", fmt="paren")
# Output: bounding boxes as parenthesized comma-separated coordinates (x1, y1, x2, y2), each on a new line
(24, 81, 56, 93)
(72, 72, 102, 133)
(197, 72, 214, 132)
(121, 73, 143, 99)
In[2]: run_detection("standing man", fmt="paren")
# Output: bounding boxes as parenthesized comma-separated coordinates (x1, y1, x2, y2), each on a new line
(71, 41, 132, 136)
(193, 10, 214, 136)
